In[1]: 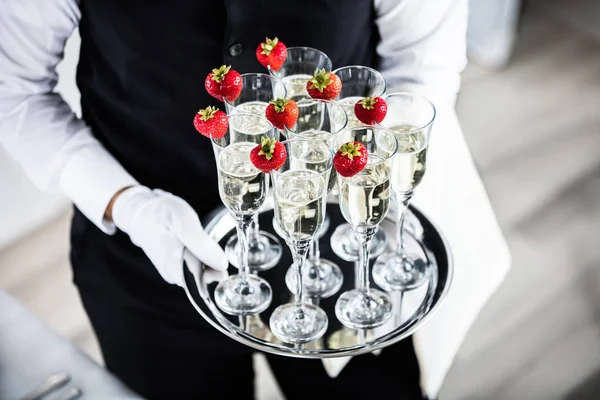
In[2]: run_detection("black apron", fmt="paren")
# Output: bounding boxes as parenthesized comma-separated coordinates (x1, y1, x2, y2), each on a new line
(71, 0, 422, 398)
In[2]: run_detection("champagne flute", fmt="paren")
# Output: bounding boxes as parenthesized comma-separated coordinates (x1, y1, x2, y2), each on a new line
(270, 137, 333, 343)
(333, 126, 398, 329)
(211, 113, 276, 315)
(223, 73, 287, 272)
(330, 66, 388, 263)
(373, 93, 436, 291)
(283, 99, 347, 298)
(269, 47, 332, 102)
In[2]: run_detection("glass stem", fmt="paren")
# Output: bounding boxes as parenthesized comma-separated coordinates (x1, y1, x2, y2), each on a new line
(357, 228, 376, 293)
(235, 214, 253, 280)
(291, 240, 311, 316)
(249, 214, 260, 243)
(354, 260, 361, 288)
(395, 194, 412, 259)
(309, 238, 320, 265)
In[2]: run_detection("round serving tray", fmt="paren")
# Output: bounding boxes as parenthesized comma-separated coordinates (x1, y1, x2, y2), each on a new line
(183, 196, 453, 359)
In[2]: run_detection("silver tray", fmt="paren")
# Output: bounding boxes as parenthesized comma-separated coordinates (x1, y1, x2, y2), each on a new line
(183, 196, 453, 359)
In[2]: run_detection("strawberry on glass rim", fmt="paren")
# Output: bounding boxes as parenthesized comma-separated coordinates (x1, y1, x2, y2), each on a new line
(250, 137, 287, 173)
(333, 141, 368, 177)
(193, 106, 228, 139)
(354, 96, 388, 125)
(256, 37, 287, 71)
(306, 68, 342, 100)
(265, 98, 299, 130)
(205, 65, 243, 102)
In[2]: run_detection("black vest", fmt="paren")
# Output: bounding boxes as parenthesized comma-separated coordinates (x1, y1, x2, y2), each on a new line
(70, 7, 422, 392)
(72, 0, 380, 309)
(76, 0, 379, 217)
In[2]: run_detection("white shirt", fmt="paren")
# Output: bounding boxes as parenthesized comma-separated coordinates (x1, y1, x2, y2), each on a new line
(0, 0, 511, 398)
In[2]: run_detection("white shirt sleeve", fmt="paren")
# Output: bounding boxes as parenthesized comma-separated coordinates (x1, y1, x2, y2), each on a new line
(0, 0, 138, 234)
(373, 0, 469, 222)
(375, 3, 512, 398)
(374, 0, 468, 107)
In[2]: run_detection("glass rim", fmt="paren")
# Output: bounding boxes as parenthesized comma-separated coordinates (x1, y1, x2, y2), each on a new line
(284, 98, 349, 135)
(378, 92, 437, 133)
(331, 65, 387, 96)
(268, 47, 332, 76)
(332, 65, 385, 78)
(270, 136, 334, 178)
(223, 73, 287, 108)
(210, 112, 274, 148)
(333, 125, 399, 164)
(285, 46, 331, 58)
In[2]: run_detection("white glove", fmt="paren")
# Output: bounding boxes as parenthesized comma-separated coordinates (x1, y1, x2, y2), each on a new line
(112, 186, 228, 287)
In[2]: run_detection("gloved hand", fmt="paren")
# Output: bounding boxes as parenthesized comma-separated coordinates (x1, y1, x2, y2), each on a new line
(111, 186, 228, 287)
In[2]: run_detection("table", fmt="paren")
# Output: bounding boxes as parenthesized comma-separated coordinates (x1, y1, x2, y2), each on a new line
(0, 290, 141, 399)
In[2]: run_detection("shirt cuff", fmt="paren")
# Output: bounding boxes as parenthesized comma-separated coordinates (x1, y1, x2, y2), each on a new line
(59, 140, 138, 235)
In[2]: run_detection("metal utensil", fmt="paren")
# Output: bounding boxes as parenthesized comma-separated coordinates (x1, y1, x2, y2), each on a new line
(59, 387, 83, 400)
(21, 372, 71, 400)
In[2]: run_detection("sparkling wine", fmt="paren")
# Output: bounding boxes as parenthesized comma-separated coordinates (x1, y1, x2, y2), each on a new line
(337, 96, 363, 127)
(233, 101, 269, 118)
(338, 155, 391, 231)
(293, 129, 332, 142)
(281, 74, 313, 102)
(288, 136, 335, 191)
(389, 125, 427, 195)
(218, 142, 267, 215)
(274, 170, 327, 242)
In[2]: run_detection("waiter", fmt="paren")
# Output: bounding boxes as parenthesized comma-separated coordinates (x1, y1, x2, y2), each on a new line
(0, 0, 511, 399)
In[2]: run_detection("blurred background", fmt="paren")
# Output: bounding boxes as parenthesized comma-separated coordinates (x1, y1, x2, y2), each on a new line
(1, 0, 599, 398)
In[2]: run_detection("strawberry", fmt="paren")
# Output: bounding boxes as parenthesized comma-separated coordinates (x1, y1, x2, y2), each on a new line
(265, 98, 299, 130)
(193, 106, 228, 139)
(205, 65, 243, 102)
(333, 142, 368, 177)
(354, 96, 387, 125)
(306, 68, 342, 100)
(256, 37, 287, 71)
(250, 137, 287, 173)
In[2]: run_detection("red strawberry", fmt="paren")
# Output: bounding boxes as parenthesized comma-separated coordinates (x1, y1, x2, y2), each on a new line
(265, 98, 299, 130)
(333, 141, 368, 177)
(256, 37, 287, 71)
(250, 137, 287, 173)
(193, 106, 228, 139)
(306, 68, 342, 100)
(205, 65, 243, 102)
(354, 97, 387, 125)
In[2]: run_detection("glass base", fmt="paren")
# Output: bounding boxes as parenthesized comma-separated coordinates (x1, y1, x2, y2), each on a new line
(225, 231, 283, 272)
(214, 274, 272, 316)
(284, 258, 344, 299)
(335, 288, 392, 329)
(372, 252, 428, 291)
(242, 315, 273, 342)
(330, 224, 387, 261)
(269, 303, 328, 344)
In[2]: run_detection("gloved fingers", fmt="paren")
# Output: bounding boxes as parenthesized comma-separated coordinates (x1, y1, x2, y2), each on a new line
(204, 267, 229, 285)
(185, 228, 229, 272)
(183, 249, 202, 288)
(171, 213, 229, 272)
(183, 249, 228, 286)
(141, 229, 185, 286)
(150, 189, 228, 272)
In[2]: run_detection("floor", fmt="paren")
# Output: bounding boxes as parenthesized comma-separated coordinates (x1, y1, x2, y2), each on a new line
(1, 3, 599, 399)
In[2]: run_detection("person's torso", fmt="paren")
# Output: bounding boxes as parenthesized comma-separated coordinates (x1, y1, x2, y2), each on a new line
(72, 0, 379, 309)
(76, 0, 379, 216)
